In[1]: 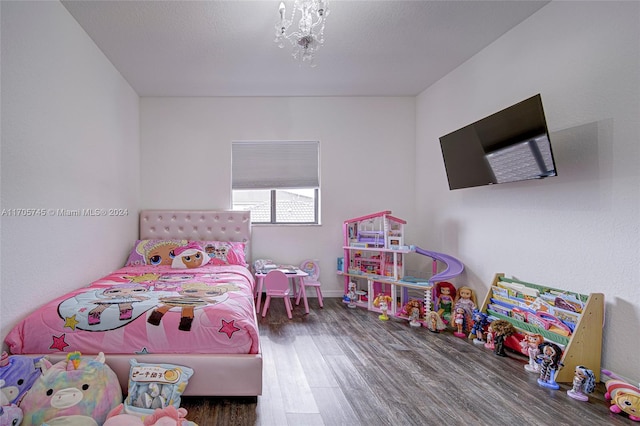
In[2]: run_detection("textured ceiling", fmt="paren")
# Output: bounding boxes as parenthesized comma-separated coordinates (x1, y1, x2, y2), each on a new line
(61, 0, 549, 97)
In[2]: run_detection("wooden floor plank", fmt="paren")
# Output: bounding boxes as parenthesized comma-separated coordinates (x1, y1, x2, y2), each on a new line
(310, 386, 360, 425)
(293, 335, 340, 388)
(269, 337, 319, 414)
(181, 298, 632, 426)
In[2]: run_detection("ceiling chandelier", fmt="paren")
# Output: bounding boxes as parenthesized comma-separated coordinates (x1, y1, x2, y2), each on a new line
(274, 0, 330, 67)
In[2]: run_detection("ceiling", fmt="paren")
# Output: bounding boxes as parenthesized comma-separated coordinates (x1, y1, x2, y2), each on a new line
(61, 0, 549, 97)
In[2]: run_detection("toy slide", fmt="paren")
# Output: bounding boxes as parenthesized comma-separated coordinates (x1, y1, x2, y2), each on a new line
(412, 246, 464, 282)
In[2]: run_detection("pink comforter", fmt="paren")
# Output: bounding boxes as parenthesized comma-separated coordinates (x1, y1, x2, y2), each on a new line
(5, 264, 259, 355)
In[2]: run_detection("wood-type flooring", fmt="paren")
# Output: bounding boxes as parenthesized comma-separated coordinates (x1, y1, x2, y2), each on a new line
(181, 297, 630, 426)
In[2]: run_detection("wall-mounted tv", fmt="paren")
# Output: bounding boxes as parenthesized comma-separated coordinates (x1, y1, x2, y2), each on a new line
(439, 94, 557, 190)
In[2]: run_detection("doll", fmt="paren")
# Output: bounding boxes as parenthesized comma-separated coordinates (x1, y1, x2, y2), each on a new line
(452, 286, 477, 334)
(452, 307, 467, 338)
(567, 365, 596, 401)
(520, 333, 544, 373)
(536, 342, 564, 389)
(346, 282, 357, 309)
(483, 323, 495, 350)
(426, 310, 446, 333)
(469, 309, 488, 344)
(373, 293, 393, 321)
(490, 319, 515, 357)
(434, 282, 456, 325)
(408, 306, 421, 327)
(403, 299, 423, 328)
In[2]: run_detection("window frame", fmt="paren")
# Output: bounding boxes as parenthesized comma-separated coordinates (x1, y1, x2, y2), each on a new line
(231, 140, 320, 225)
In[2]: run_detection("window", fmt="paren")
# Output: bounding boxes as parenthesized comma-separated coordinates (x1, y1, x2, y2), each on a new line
(232, 141, 319, 224)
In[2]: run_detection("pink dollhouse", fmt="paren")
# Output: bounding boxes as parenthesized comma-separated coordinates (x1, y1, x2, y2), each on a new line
(340, 210, 464, 324)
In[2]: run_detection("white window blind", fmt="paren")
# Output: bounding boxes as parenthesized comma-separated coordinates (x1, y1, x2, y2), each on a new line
(232, 141, 320, 190)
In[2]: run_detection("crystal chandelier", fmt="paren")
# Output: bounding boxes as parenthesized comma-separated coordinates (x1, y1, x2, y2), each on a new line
(274, 0, 330, 67)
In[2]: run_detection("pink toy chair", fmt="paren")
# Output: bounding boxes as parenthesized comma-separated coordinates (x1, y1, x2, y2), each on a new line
(261, 270, 293, 319)
(298, 259, 324, 308)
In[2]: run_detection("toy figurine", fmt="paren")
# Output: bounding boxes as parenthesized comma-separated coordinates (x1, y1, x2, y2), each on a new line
(452, 307, 467, 338)
(346, 282, 357, 309)
(490, 319, 515, 356)
(373, 293, 393, 321)
(469, 309, 488, 344)
(520, 333, 544, 373)
(403, 299, 423, 328)
(452, 286, 477, 334)
(603, 369, 640, 421)
(433, 282, 456, 325)
(408, 306, 421, 327)
(483, 323, 495, 349)
(536, 342, 564, 389)
(425, 310, 446, 333)
(567, 365, 596, 401)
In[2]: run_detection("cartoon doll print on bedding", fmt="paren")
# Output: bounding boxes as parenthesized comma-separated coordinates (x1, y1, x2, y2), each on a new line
(146, 282, 240, 331)
(58, 274, 242, 332)
(58, 283, 171, 332)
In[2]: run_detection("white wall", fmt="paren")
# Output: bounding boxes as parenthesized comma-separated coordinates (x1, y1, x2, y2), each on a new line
(0, 2, 140, 341)
(140, 97, 417, 296)
(416, 1, 639, 382)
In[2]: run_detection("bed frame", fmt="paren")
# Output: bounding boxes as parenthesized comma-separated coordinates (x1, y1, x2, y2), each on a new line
(47, 210, 262, 397)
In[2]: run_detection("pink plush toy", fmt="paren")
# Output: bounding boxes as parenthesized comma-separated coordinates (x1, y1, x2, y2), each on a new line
(104, 404, 198, 426)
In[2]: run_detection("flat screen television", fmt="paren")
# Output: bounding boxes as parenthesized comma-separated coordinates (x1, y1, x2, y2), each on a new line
(439, 94, 557, 190)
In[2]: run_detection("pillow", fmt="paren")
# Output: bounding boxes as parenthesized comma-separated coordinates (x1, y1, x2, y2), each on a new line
(171, 242, 207, 269)
(125, 239, 188, 266)
(198, 241, 247, 267)
(125, 239, 247, 267)
(124, 359, 193, 418)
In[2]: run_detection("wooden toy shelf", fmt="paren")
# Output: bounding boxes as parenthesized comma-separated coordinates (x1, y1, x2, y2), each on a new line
(479, 273, 604, 383)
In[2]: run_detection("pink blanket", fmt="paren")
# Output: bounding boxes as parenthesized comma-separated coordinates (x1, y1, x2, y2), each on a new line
(5, 264, 259, 355)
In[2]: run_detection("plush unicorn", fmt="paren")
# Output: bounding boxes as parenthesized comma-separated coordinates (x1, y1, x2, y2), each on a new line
(0, 351, 45, 405)
(19, 352, 122, 426)
(0, 379, 23, 426)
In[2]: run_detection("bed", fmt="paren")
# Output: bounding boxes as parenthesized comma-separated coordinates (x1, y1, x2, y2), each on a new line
(4, 210, 262, 397)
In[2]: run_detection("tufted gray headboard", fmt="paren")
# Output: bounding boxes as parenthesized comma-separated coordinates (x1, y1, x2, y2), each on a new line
(139, 210, 252, 261)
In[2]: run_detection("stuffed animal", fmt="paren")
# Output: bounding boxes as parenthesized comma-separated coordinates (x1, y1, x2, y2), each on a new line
(603, 370, 640, 421)
(104, 404, 198, 426)
(0, 379, 23, 426)
(19, 352, 122, 426)
(0, 403, 23, 426)
(0, 351, 45, 405)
